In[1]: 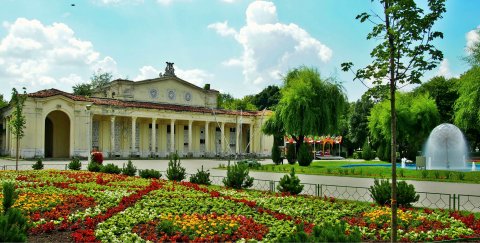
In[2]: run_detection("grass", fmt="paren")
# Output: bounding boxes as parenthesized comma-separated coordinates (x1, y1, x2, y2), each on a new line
(247, 160, 480, 184)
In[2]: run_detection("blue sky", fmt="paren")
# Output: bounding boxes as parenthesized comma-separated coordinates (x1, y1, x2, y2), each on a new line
(0, 0, 479, 101)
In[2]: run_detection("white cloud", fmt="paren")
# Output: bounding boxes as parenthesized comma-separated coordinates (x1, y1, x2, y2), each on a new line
(92, 56, 118, 74)
(437, 59, 452, 78)
(0, 18, 117, 99)
(466, 26, 480, 54)
(93, 0, 144, 5)
(134, 65, 213, 87)
(209, 1, 332, 87)
(221, 0, 240, 3)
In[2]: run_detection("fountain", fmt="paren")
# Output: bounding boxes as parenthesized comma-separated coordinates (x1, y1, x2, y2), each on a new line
(424, 123, 468, 170)
(401, 158, 406, 169)
(473, 162, 477, 172)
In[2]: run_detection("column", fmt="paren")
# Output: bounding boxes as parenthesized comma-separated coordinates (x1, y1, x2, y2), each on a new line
(205, 121, 209, 153)
(220, 122, 225, 154)
(236, 122, 241, 154)
(5, 117, 9, 155)
(131, 117, 137, 153)
(151, 118, 157, 154)
(170, 119, 175, 153)
(110, 116, 115, 155)
(249, 123, 254, 153)
(188, 120, 193, 153)
(87, 113, 93, 162)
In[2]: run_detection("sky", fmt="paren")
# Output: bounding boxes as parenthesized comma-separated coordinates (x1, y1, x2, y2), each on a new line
(0, 0, 479, 101)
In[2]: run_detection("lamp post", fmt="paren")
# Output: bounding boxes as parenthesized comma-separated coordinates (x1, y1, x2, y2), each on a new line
(86, 104, 92, 163)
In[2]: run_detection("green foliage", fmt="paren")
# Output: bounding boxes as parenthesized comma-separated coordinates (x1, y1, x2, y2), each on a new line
(0, 208, 28, 242)
(101, 163, 121, 174)
(32, 158, 44, 170)
(0, 94, 7, 109)
(277, 168, 304, 195)
(122, 160, 137, 176)
(457, 172, 466, 180)
(166, 152, 186, 181)
(236, 160, 261, 169)
(189, 166, 211, 185)
(362, 142, 375, 161)
(139, 169, 162, 179)
(421, 170, 429, 179)
(68, 157, 82, 170)
(251, 85, 281, 110)
(222, 162, 254, 189)
(286, 143, 296, 165)
(72, 83, 93, 96)
(217, 93, 257, 111)
(464, 29, 480, 67)
(156, 220, 177, 235)
(297, 143, 313, 166)
(434, 171, 440, 179)
(87, 162, 103, 172)
(369, 179, 419, 207)
(443, 171, 452, 180)
(271, 145, 283, 165)
(2, 182, 17, 213)
(285, 222, 361, 242)
(91, 69, 113, 90)
(348, 94, 374, 149)
(352, 151, 361, 159)
(9, 87, 27, 171)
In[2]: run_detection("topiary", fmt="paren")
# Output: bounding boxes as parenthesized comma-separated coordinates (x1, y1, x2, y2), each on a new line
(32, 158, 44, 170)
(68, 157, 82, 170)
(223, 161, 254, 189)
(139, 169, 161, 179)
(362, 142, 375, 161)
(297, 143, 313, 166)
(189, 166, 211, 185)
(369, 179, 420, 207)
(101, 163, 121, 174)
(166, 152, 186, 181)
(277, 168, 304, 195)
(271, 144, 283, 165)
(286, 143, 296, 165)
(87, 162, 103, 172)
(121, 160, 137, 176)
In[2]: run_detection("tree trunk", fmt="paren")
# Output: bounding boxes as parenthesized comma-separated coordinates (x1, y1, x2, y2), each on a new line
(385, 1, 398, 242)
(294, 135, 305, 156)
(16, 134, 19, 171)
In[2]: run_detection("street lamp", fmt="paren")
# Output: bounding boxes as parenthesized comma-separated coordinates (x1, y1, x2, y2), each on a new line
(86, 104, 92, 163)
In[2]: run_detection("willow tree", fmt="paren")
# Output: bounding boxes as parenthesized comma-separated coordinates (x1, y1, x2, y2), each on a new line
(341, 0, 446, 241)
(264, 67, 346, 153)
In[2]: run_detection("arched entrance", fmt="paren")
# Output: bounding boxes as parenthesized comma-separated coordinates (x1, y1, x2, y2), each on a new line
(45, 110, 70, 158)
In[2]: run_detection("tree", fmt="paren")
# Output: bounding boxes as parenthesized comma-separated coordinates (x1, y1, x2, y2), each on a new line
(267, 67, 346, 155)
(217, 93, 257, 111)
(464, 29, 480, 67)
(413, 76, 458, 123)
(348, 94, 375, 150)
(0, 95, 7, 109)
(72, 69, 112, 96)
(341, 0, 446, 241)
(9, 88, 27, 171)
(73, 83, 93, 96)
(454, 67, 480, 151)
(251, 85, 281, 110)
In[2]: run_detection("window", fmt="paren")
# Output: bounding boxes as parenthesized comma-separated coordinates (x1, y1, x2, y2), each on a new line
(230, 128, 236, 132)
(149, 124, 159, 129)
(167, 125, 176, 134)
(200, 139, 205, 144)
(184, 126, 188, 130)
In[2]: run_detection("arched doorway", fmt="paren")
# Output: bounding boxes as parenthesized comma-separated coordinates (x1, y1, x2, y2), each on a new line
(45, 110, 70, 158)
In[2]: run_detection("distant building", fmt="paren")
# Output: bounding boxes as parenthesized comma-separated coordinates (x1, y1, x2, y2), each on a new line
(0, 63, 273, 159)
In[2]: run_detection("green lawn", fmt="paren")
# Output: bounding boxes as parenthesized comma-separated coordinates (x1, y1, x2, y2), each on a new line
(249, 160, 480, 184)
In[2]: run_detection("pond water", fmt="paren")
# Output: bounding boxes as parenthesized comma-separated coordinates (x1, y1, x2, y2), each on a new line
(341, 163, 480, 172)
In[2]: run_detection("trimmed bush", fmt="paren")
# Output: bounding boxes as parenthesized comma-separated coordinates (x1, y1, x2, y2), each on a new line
(91, 151, 104, 164)
(166, 152, 186, 181)
(0, 182, 28, 242)
(369, 179, 419, 207)
(101, 163, 121, 174)
(237, 160, 261, 169)
(297, 143, 313, 166)
(271, 145, 283, 165)
(189, 166, 211, 185)
(122, 160, 137, 176)
(277, 168, 304, 195)
(286, 143, 296, 165)
(362, 142, 375, 161)
(68, 157, 82, 170)
(139, 169, 161, 179)
(32, 158, 44, 170)
(286, 221, 361, 242)
(87, 162, 103, 172)
(223, 161, 254, 189)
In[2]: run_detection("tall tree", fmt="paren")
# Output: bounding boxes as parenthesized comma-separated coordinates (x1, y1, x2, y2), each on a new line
(413, 76, 458, 123)
(72, 69, 113, 96)
(341, 0, 446, 241)
(348, 94, 375, 150)
(265, 67, 346, 153)
(217, 93, 257, 111)
(464, 29, 480, 67)
(251, 85, 281, 110)
(9, 88, 27, 171)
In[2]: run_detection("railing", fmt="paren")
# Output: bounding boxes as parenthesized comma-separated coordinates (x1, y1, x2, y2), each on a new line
(1, 163, 70, 171)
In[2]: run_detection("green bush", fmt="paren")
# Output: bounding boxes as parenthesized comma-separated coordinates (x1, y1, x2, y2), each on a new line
(286, 143, 296, 165)
(369, 179, 419, 207)
(0, 182, 28, 242)
(352, 151, 361, 159)
(189, 166, 211, 185)
(237, 160, 261, 169)
(139, 169, 161, 179)
(87, 162, 103, 172)
(362, 142, 375, 161)
(297, 143, 313, 166)
(444, 171, 452, 180)
(271, 145, 283, 165)
(166, 152, 186, 181)
(457, 172, 466, 180)
(285, 221, 361, 242)
(121, 160, 137, 176)
(223, 161, 254, 189)
(101, 163, 121, 174)
(434, 170, 440, 179)
(421, 170, 429, 179)
(277, 168, 304, 195)
(68, 157, 82, 170)
(377, 143, 391, 162)
(32, 158, 44, 170)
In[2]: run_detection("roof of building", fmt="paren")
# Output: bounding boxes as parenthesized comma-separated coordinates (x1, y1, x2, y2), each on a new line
(28, 89, 265, 117)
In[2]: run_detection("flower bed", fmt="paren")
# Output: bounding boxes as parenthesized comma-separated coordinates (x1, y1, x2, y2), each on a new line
(0, 170, 479, 242)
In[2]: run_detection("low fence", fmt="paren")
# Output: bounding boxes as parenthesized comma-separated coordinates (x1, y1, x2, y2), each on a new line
(2, 164, 478, 212)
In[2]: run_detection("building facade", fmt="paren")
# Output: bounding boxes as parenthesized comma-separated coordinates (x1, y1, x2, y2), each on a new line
(0, 65, 273, 159)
